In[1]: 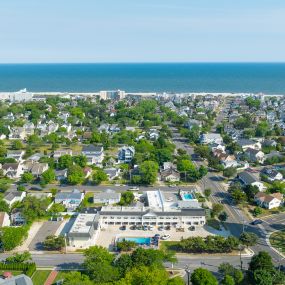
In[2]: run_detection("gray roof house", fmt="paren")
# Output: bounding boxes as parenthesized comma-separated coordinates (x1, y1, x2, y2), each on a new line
(0, 274, 33, 285)
(55, 189, 84, 211)
(93, 190, 121, 205)
(82, 145, 104, 166)
(238, 171, 266, 192)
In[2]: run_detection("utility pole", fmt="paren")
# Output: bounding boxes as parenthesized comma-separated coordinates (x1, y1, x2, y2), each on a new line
(185, 266, 191, 285)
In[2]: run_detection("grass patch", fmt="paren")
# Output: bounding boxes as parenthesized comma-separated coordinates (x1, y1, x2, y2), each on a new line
(53, 271, 67, 284)
(160, 241, 180, 252)
(32, 270, 51, 285)
(270, 230, 285, 254)
(206, 218, 222, 230)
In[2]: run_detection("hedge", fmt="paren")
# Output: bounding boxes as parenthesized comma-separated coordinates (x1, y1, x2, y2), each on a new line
(0, 262, 36, 277)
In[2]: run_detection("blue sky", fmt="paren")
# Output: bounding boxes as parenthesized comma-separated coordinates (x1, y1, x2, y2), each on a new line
(0, 0, 284, 63)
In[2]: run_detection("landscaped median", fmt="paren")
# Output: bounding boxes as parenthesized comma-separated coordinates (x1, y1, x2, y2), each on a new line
(269, 229, 285, 255)
(160, 235, 254, 256)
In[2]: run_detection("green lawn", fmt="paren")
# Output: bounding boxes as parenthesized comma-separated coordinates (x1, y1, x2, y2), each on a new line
(32, 270, 51, 285)
(270, 230, 285, 254)
(206, 218, 222, 230)
(53, 271, 67, 284)
(159, 241, 180, 252)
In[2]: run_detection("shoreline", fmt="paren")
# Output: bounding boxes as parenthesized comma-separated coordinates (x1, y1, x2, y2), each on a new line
(0, 91, 284, 97)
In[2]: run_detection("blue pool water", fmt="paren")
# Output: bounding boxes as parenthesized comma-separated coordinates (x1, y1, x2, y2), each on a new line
(183, 193, 194, 200)
(118, 237, 151, 245)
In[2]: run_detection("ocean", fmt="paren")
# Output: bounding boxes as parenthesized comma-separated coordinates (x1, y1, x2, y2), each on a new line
(0, 63, 285, 94)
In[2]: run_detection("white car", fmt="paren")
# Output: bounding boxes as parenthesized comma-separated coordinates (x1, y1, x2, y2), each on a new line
(148, 226, 154, 231)
(161, 234, 170, 240)
(129, 187, 139, 191)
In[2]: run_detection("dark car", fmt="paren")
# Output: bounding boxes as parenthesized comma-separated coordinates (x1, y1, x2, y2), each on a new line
(251, 219, 262, 225)
(29, 186, 43, 191)
(120, 225, 127, 230)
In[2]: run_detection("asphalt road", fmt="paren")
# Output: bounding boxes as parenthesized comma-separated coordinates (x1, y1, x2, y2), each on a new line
(170, 124, 285, 266)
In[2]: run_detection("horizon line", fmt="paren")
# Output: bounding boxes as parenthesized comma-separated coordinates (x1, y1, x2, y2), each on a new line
(1, 61, 285, 65)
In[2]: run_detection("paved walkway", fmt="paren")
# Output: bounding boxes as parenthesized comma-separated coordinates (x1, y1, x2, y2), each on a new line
(44, 270, 58, 285)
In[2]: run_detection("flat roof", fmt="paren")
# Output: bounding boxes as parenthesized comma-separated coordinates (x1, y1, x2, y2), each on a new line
(69, 213, 97, 237)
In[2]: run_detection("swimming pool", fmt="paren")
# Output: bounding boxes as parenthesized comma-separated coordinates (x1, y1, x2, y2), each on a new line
(117, 237, 151, 245)
(183, 193, 194, 200)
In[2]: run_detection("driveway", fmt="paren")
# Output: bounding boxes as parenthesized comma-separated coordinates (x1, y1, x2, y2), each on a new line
(28, 221, 63, 251)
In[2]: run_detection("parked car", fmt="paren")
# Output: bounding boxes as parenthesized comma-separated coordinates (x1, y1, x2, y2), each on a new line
(165, 225, 171, 230)
(250, 219, 262, 225)
(189, 226, 195, 231)
(29, 186, 43, 191)
(129, 187, 139, 191)
(161, 234, 170, 240)
(158, 226, 164, 231)
(148, 225, 154, 231)
(120, 225, 127, 230)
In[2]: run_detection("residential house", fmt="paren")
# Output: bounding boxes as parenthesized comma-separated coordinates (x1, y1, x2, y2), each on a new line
(93, 190, 121, 205)
(199, 133, 223, 144)
(185, 119, 202, 129)
(2, 163, 24, 179)
(8, 127, 27, 140)
(244, 148, 265, 164)
(30, 162, 49, 177)
(254, 192, 283, 209)
(261, 168, 283, 182)
(53, 149, 73, 160)
(54, 189, 84, 211)
(0, 212, 10, 227)
(236, 139, 262, 151)
(238, 171, 266, 191)
(0, 274, 33, 285)
(55, 169, 68, 181)
(118, 146, 135, 163)
(6, 150, 25, 162)
(11, 211, 26, 224)
(82, 145, 104, 165)
(104, 168, 120, 180)
(160, 168, 180, 182)
(3, 191, 26, 207)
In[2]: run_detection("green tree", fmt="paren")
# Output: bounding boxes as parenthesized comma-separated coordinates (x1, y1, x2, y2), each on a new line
(0, 146, 7, 157)
(223, 167, 237, 178)
(48, 203, 66, 214)
(92, 169, 108, 184)
(0, 226, 28, 251)
(119, 191, 135, 206)
(116, 266, 170, 285)
(5, 251, 31, 264)
(218, 211, 228, 222)
(41, 168, 55, 184)
(62, 272, 93, 285)
(43, 235, 65, 250)
(221, 275, 235, 285)
(212, 203, 224, 217)
(253, 269, 273, 285)
(253, 206, 263, 217)
(58, 154, 73, 169)
(239, 232, 258, 248)
(67, 165, 85, 185)
(11, 139, 23, 150)
(140, 160, 159, 185)
(0, 199, 9, 213)
(21, 172, 34, 183)
(177, 159, 196, 172)
(116, 240, 137, 251)
(218, 262, 243, 284)
(83, 245, 119, 283)
(204, 188, 212, 199)
(73, 155, 87, 168)
(114, 253, 133, 277)
(249, 251, 274, 273)
(191, 268, 218, 285)
(231, 189, 247, 204)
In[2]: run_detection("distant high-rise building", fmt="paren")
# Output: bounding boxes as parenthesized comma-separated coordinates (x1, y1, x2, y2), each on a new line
(99, 90, 125, 100)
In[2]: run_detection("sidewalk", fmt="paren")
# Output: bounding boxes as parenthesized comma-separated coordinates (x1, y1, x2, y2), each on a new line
(44, 270, 58, 285)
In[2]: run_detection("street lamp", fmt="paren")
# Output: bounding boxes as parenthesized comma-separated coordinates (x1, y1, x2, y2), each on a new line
(185, 266, 191, 285)
(239, 244, 245, 271)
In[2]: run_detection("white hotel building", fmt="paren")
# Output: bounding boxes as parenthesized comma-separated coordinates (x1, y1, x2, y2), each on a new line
(99, 190, 205, 227)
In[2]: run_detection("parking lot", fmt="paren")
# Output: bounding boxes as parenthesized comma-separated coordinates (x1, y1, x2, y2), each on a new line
(96, 224, 230, 250)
